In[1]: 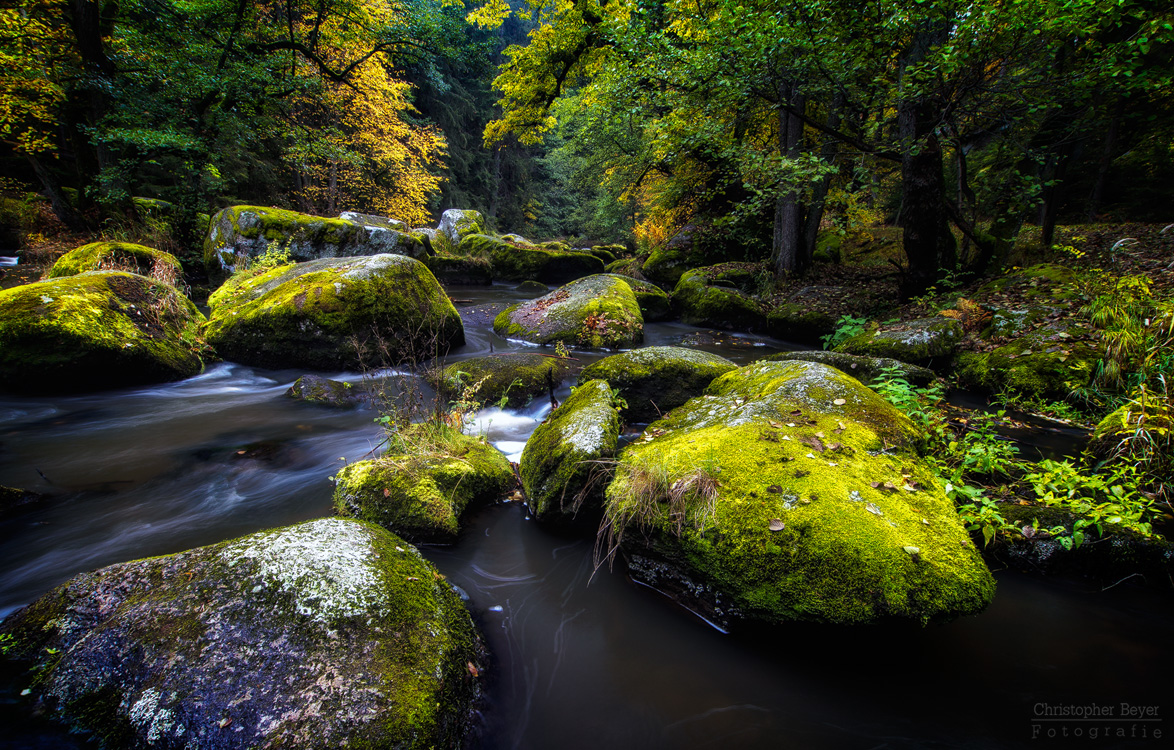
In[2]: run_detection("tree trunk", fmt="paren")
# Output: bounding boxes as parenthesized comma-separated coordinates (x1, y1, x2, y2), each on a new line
(1086, 98, 1124, 221)
(27, 154, 86, 231)
(802, 99, 843, 259)
(897, 24, 956, 299)
(771, 84, 806, 277)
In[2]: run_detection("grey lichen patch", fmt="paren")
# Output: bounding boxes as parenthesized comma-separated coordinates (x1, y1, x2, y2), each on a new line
(221, 519, 390, 623)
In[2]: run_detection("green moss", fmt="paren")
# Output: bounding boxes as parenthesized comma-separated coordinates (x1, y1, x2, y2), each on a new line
(493, 274, 644, 349)
(520, 380, 622, 525)
(47, 241, 182, 280)
(0, 271, 206, 394)
(641, 246, 696, 289)
(835, 317, 963, 367)
(671, 266, 768, 331)
(579, 346, 736, 422)
(976, 263, 1081, 301)
(761, 351, 938, 388)
(204, 254, 463, 370)
(604, 360, 994, 626)
(459, 234, 604, 284)
(423, 253, 493, 285)
(334, 427, 513, 542)
(954, 326, 1097, 400)
(435, 353, 570, 408)
(602, 274, 672, 321)
(764, 303, 836, 345)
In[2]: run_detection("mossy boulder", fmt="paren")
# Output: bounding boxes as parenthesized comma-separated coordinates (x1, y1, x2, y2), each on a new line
(671, 265, 768, 331)
(588, 244, 624, 264)
(0, 518, 484, 749)
(579, 346, 737, 422)
(0, 271, 206, 394)
(493, 274, 644, 349)
(976, 263, 1082, 302)
(458, 234, 604, 284)
(434, 353, 571, 409)
(423, 253, 494, 285)
(764, 286, 847, 345)
(285, 374, 363, 407)
(954, 320, 1098, 401)
(47, 241, 182, 282)
(762, 351, 938, 388)
(333, 426, 514, 542)
(204, 205, 428, 282)
(604, 360, 995, 627)
(603, 273, 671, 321)
(438, 209, 485, 247)
(520, 379, 622, 526)
(640, 226, 714, 289)
(339, 211, 407, 231)
(835, 317, 964, 368)
(204, 254, 463, 371)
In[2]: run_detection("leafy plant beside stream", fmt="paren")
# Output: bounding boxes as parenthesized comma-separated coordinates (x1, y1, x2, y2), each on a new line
(870, 366, 1167, 551)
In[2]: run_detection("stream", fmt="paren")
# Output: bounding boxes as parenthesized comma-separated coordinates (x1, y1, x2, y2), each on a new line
(2, 283, 1172, 749)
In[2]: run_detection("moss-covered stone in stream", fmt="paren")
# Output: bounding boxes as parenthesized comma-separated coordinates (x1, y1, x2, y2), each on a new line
(578, 346, 736, 422)
(671, 265, 768, 331)
(761, 350, 938, 388)
(604, 360, 995, 627)
(0, 271, 206, 394)
(423, 253, 494, 285)
(333, 426, 514, 542)
(434, 353, 571, 409)
(493, 274, 644, 349)
(285, 374, 363, 407)
(204, 254, 464, 370)
(520, 379, 622, 527)
(953, 320, 1098, 401)
(0, 518, 485, 749)
(203, 205, 428, 282)
(458, 234, 604, 284)
(602, 273, 672, 321)
(835, 317, 963, 368)
(47, 241, 182, 281)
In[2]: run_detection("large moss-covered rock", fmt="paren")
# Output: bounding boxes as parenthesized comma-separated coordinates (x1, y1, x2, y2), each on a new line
(579, 346, 736, 422)
(762, 350, 938, 388)
(976, 263, 1082, 302)
(423, 253, 494, 285)
(0, 518, 484, 749)
(835, 317, 963, 368)
(493, 274, 644, 349)
(204, 205, 428, 281)
(604, 360, 995, 627)
(339, 211, 407, 231)
(334, 426, 514, 542)
(205, 254, 463, 370)
(458, 234, 604, 284)
(0, 271, 206, 394)
(671, 265, 768, 331)
(954, 320, 1098, 401)
(520, 379, 622, 526)
(603, 273, 672, 321)
(47, 241, 182, 282)
(434, 353, 571, 409)
(438, 209, 485, 247)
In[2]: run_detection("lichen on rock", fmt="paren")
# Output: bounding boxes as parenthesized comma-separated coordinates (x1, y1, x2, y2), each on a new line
(835, 317, 963, 368)
(762, 350, 938, 388)
(520, 379, 622, 526)
(579, 346, 736, 422)
(0, 517, 485, 749)
(602, 360, 996, 627)
(204, 254, 464, 370)
(671, 265, 768, 331)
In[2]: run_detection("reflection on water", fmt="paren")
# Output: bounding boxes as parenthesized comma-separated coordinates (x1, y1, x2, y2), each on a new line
(0, 285, 1171, 749)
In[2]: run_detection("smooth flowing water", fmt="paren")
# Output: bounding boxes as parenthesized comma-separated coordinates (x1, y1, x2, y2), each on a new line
(2, 284, 1171, 749)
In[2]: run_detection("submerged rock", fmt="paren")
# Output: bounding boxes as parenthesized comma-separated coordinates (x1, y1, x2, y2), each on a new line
(835, 317, 963, 368)
(0, 271, 206, 394)
(333, 426, 514, 542)
(494, 274, 644, 349)
(434, 352, 571, 409)
(0, 518, 484, 748)
(604, 360, 995, 627)
(762, 350, 938, 388)
(204, 254, 463, 370)
(579, 346, 736, 422)
(204, 205, 428, 281)
(459, 234, 604, 284)
(520, 379, 622, 526)
(47, 241, 183, 283)
(285, 374, 364, 407)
